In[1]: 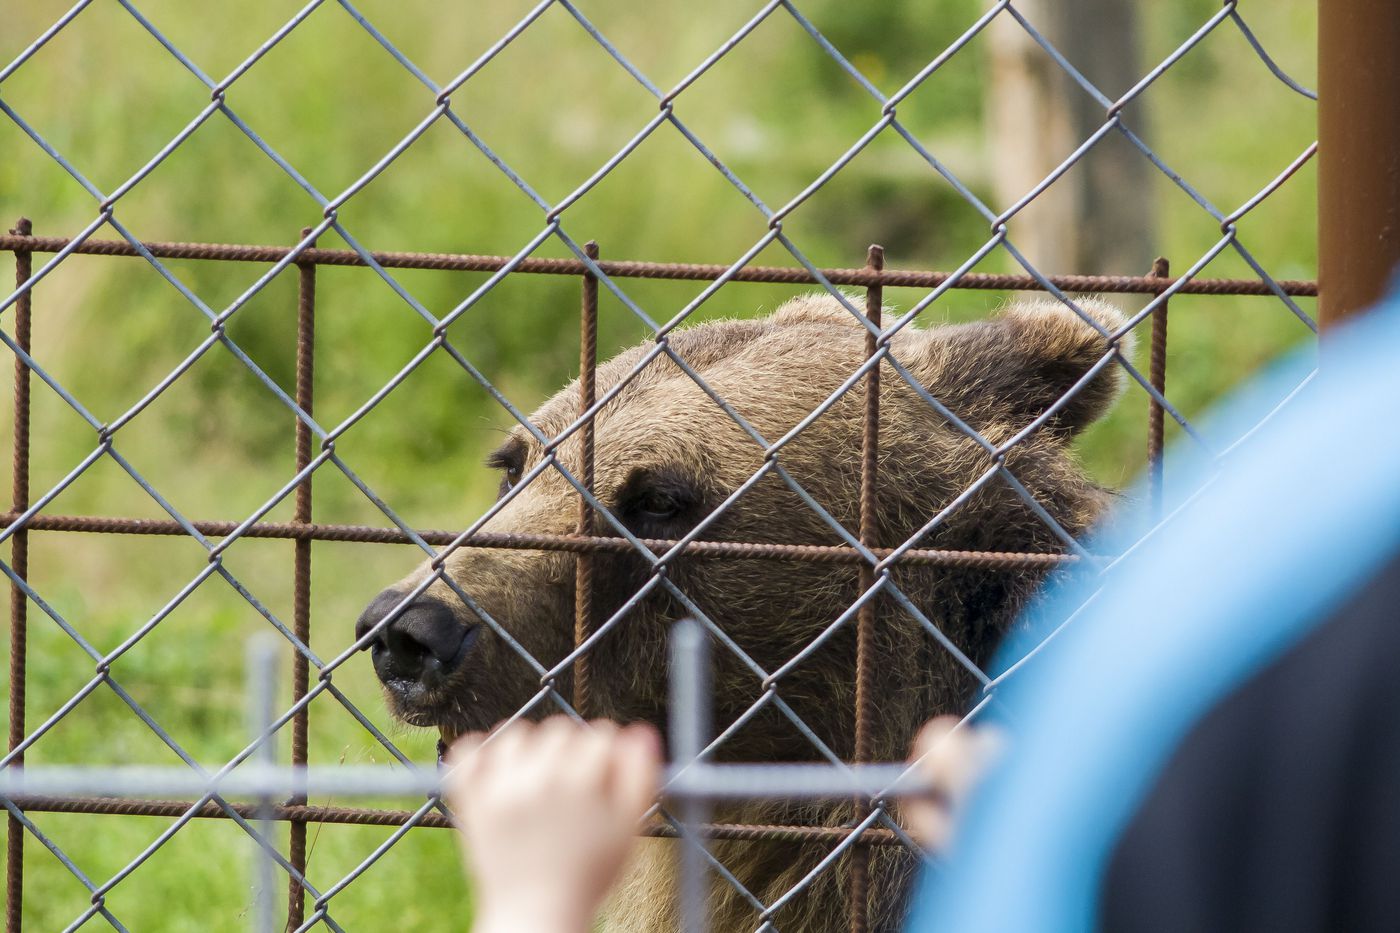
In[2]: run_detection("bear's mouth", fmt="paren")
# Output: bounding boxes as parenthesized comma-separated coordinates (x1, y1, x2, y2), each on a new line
(437, 723, 464, 764)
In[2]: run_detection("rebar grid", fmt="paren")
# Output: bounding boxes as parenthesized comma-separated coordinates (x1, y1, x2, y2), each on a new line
(0, 0, 1318, 930)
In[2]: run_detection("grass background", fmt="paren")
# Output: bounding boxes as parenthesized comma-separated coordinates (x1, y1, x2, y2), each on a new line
(0, 0, 1315, 928)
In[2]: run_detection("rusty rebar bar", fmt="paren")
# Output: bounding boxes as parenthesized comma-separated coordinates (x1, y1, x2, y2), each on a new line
(6, 218, 32, 933)
(1146, 258, 1170, 519)
(0, 795, 903, 846)
(0, 512, 1078, 569)
(0, 233, 1317, 297)
(849, 245, 884, 933)
(286, 228, 317, 932)
(573, 242, 599, 717)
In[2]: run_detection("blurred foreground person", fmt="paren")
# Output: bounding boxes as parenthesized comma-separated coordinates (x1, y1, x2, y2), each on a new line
(443, 714, 992, 932)
(445, 719, 661, 933)
(447, 290, 1400, 932)
(908, 286, 1400, 932)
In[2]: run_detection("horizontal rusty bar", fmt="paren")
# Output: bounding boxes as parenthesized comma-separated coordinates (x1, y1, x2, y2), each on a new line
(0, 511, 1075, 569)
(646, 820, 901, 847)
(0, 233, 1316, 297)
(8, 794, 455, 828)
(5, 795, 900, 845)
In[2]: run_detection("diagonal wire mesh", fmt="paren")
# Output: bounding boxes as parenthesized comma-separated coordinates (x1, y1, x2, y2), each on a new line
(0, 0, 1318, 929)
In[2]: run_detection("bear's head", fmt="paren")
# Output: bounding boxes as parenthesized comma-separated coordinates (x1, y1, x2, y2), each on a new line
(356, 294, 1129, 760)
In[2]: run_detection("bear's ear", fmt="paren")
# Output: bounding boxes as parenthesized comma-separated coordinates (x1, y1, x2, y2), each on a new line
(908, 298, 1133, 440)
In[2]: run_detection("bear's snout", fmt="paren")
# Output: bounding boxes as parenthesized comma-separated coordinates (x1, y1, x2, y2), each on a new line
(355, 588, 476, 697)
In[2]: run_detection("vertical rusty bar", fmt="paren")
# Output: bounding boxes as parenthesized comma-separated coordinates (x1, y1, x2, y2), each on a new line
(573, 241, 599, 718)
(1318, 1, 1400, 331)
(1146, 257, 1169, 520)
(286, 228, 316, 932)
(849, 244, 883, 933)
(6, 218, 32, 933)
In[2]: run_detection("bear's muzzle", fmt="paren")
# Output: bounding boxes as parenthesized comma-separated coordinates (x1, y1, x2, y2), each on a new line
(355, 588, 477, 703)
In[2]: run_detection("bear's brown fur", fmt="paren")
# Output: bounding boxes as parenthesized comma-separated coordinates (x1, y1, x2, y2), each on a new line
(370, 293, 1130, 931)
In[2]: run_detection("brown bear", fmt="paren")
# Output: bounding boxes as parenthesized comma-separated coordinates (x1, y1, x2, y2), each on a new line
(356, 292, 1130, 932)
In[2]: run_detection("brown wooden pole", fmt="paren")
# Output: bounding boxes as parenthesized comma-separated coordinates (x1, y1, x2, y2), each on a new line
(1318, 1, 1400, 331)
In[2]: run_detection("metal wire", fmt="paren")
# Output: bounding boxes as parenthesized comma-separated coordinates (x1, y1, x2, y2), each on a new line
(0, 1, 1319, 930)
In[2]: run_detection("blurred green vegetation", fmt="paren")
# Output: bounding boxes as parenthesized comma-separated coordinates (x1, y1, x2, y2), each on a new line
(0, 0, 1315, 928)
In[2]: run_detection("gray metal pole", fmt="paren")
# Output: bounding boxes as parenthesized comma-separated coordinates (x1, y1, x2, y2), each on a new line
(247, 637, 280, 933)
(670, 620, 710, 933)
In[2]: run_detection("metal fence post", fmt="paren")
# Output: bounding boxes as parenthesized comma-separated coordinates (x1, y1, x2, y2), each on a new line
(248, 636, 282, 933)
(1318, 1, 1400, 330)
(671, 620, 709, 933)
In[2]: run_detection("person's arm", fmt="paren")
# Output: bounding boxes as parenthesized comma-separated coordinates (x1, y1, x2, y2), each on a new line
(445, 717, 662, 933)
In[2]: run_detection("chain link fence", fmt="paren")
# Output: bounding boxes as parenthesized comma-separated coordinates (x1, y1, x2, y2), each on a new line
(0, 1, 1323, 930)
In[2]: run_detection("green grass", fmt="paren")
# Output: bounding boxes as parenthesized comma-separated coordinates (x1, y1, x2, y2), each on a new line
(0, 0, 1316, 928)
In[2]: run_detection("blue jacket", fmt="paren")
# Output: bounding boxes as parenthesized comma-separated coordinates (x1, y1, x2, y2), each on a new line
(905, 291, 1400, 932)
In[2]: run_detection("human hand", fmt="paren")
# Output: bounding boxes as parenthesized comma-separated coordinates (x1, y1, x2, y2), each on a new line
(446, 717, 663, 933)
(904, 716, 1006, 852)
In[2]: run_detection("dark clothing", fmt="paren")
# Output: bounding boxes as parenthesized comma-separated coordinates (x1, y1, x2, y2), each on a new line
(1101, 553, 1400, 932)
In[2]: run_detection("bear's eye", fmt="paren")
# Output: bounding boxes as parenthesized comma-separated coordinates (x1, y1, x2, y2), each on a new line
(635, 490, 679, 521)
(486, 440, 527, 500)
(497, 465, 522, 497)
(618, 467, 702, 527)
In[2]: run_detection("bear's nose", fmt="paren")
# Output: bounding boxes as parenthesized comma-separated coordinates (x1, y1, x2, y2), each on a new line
(355, 589, 471, 686)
